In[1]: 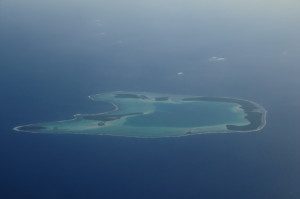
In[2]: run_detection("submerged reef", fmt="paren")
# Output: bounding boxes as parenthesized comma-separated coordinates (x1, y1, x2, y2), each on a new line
(14, 92, 266, 138)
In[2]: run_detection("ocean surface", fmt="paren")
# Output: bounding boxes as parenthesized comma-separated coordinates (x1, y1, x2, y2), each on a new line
(1, 0, 300, 198)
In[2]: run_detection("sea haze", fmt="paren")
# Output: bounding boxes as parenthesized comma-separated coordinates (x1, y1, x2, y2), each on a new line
(1, 0, 300, 198)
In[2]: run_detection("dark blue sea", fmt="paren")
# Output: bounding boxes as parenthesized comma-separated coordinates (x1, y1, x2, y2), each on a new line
(1, 0, 300, 198)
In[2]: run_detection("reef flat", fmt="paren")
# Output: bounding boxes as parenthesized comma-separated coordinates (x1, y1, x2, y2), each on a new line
(14, 91, 266, 138)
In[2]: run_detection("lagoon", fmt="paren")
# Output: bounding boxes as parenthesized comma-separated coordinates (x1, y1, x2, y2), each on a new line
(14, 91, 266, 138)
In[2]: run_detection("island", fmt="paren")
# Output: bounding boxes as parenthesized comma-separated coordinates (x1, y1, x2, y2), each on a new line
(14, 91, 267, 138)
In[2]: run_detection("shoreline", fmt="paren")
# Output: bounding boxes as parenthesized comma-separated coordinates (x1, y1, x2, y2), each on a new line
(13, 91, 267, 137)
(12, 124, 265, 139)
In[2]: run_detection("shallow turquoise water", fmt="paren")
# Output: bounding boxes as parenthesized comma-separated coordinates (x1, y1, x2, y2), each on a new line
(14, 91, 265, 138)
(125, 102, 244, 127)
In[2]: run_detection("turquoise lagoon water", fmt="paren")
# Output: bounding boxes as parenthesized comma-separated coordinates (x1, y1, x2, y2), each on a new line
(14, 92, 266, 138)
(125, 102, 246, 127)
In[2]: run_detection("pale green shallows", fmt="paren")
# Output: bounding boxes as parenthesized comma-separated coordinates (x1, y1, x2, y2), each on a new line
(14, 91, 266, 138)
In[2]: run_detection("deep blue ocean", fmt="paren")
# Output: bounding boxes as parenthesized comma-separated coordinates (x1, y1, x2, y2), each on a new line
(1, 0, 300, 198)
